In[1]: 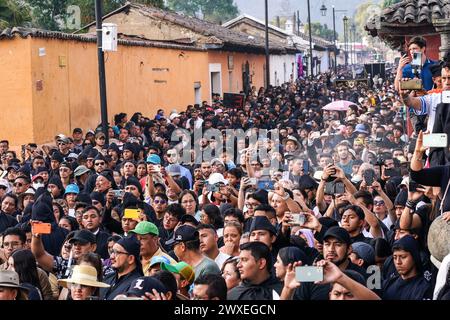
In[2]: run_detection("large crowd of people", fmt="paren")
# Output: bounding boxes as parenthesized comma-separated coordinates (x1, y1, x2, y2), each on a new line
(0, 36, 449, 301)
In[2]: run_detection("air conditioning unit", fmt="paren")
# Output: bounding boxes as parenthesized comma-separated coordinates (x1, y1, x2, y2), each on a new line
(102, 23, 117, 52)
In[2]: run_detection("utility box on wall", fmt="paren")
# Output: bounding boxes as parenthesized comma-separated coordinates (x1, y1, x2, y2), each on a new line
(102, 23, 118, 52)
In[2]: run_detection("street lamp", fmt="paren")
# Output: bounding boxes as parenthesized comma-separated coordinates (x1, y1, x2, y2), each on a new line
(323, 5, 347, 74)
(320, 4, 327, 17)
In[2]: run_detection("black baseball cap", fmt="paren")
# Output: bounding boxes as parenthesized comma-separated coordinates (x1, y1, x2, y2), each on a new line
(69, 229, 96, 245)
(126, 276, 168, 298)
(249, 216, 277, 235)
(165, 225, 199, 246)
(323, 226, 351, 245)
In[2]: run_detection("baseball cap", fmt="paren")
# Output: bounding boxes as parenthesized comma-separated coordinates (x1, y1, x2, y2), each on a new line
(146, 154, 161, 165)
(211, 158, 225, 167)
(207, 173, 227, 185)
(129, 221, 159, 236)
(64, 184, 80, 195)
(169, 113, 181, 121)
(0, 179, 9, 189)
(7, 163, 20, 172)
(74, 165, 90, 177)
(167, 164, 181, 177)
(126, 276, 168, 298)
(160, 261, 195, 285)
(149, 256, 170, 267)
(69, 229, 96, 245)
(323, 226, 351, 245)
(354, 124, 369, 134)
(351, 242, 375, 265)
(165, 225, 198, 246)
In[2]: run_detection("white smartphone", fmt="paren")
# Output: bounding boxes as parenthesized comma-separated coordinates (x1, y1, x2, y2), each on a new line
(68, 208, 76, 217)
(423, 133, 448, 148)
(295, 266, 323, 282)
(411, 52, 422, 66)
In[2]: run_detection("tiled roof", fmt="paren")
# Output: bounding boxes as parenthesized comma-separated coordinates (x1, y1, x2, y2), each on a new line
(79, 2, 298, 54)
(0, 26, 204, 51)
(367, 0, 450, 32)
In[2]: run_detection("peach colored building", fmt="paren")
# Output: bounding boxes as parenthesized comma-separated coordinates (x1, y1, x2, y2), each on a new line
(0, 3, 297, 148)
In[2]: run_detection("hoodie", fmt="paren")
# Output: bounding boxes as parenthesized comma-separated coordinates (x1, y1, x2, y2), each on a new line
(31, 189, 68, 256)
(382, 235, 433, 300)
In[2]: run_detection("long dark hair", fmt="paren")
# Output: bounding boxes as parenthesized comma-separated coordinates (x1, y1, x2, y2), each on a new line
(11, 249, 42, 292)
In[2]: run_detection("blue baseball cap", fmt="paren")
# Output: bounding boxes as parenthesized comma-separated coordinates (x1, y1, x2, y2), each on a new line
(150, 256, 170, 267)
(146, 154, 161, 165)
(64, 184, 80, 195)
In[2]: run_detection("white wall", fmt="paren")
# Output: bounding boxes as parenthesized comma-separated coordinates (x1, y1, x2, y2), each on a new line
(269, 54, 297, 86)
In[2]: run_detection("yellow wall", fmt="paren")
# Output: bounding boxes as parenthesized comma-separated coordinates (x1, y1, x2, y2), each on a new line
(0, 38, 34, 147)
(207, 51, 266, 94)
(1, 37, 267, 148)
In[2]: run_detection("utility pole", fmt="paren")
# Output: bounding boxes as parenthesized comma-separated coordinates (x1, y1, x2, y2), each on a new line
(95, 0, 109, 145)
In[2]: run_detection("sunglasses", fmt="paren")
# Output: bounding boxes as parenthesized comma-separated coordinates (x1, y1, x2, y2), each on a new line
(374, 200, 385, 206)
(167, 153, 177, 157)
(13, 183, 23, 187)
(153, 199, 167, 204)
(95, 162, 105, 166)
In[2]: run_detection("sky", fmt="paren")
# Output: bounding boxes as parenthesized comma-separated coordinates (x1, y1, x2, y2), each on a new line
(233, 0, 383, 34)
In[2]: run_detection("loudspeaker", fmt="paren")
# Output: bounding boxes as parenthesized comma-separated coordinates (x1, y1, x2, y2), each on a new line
(364, 63, 386, 79)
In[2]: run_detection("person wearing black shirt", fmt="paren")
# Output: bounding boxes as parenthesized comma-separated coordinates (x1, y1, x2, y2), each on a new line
(282, 227, 367, 300)
(99, 236, 143, 300)
(228, 242, 282, 300)
(382, 235, 432, 300)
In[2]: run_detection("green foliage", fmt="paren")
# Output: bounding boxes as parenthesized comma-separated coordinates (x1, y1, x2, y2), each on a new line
(382, 0, 402, 8)
(24, 0, 164, 31)
(304, 22, 337, 42)
(167, 0, 239, 24)
(0, 0, 31, 28)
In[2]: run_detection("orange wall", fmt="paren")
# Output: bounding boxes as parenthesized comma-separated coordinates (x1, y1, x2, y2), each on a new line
(26, 38, 210, 144)
(207, 51, 266, 93)
(1, 37, 267, 148)
(0, 38, 34, 148)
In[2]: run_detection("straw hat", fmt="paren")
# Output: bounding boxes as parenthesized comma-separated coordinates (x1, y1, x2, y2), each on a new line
(58, 265, 110, 288)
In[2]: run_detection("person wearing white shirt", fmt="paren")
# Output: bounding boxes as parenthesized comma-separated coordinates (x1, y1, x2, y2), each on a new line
(198, 224, 230, 270)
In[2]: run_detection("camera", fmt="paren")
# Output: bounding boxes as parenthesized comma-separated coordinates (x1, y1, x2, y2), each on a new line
(400, 79, 422, 90)
(375, 155, 384, 166)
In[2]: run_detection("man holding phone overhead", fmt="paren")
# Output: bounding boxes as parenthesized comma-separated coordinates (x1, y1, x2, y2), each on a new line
(395, 36, 437, 92)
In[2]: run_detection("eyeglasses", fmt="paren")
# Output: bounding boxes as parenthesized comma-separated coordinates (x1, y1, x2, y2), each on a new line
(95, 162, 105, 166)
(153, 199, 167, 204)
(64, 244, 73, 250)
(92, 200, 100, 205)
(167, 153, 177, 157)
(181, 199, 195, 204)
(374, 200, 385, 206)
(59, 168, 70, 172)
(110, 249, 129, 256)
(13, 183, 23, 187)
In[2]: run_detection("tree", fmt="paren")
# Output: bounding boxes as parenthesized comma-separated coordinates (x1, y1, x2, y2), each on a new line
(167, 0, 239, 24)
(26, 0, 164, 31)
(0, 0, 31, 29)
(304, 22, 337, 42)
(382, 0, 402, 8)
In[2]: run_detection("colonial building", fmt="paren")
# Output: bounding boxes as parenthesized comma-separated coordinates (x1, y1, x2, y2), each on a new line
(223, 14, 335, 79)
(0, 3, 297, 147)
